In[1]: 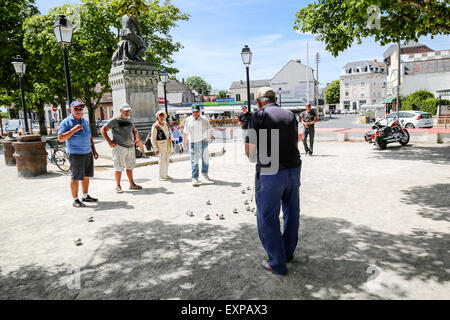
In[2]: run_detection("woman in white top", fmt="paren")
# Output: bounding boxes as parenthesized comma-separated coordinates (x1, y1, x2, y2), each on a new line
(151, 110, 173, 180)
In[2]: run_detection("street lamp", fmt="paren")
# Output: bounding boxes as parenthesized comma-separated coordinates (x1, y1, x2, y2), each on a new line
(53, 15, 74, 109)
(278, 87, 282, 107)
(12, 55, 29, 134)
(160, 71, 169, 116)
(241, 45, 253, 112)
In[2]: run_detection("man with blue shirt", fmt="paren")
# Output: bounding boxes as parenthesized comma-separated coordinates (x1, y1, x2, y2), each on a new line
(246, 87, 302, 276)
(58, 101, 99, 208)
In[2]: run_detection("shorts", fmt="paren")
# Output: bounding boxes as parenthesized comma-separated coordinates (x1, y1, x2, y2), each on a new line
(112, 145, 136, 171)
(69, 153, 94, 181)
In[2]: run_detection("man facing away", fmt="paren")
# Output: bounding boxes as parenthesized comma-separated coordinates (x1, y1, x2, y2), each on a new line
(246, 87, 302, 276)
(183, 104, 215, 187)
(100, 103, 146, 193)
(300, 103, 318, 156)
(58, 101, 99, 208)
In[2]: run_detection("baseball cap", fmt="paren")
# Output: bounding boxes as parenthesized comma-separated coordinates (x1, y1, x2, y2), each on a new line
(120, 103, 132, 111)
(155, 110, 167, 118)
(70, 101, 83, 108)
(192, 104, 200, 112)
(255, 87, 276, 100)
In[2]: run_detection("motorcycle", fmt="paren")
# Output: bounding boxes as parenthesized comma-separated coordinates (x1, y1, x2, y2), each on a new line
(364, 116, 410, 150)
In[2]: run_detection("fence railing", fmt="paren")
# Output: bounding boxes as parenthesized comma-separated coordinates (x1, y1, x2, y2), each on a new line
(433, 116, 450, 129)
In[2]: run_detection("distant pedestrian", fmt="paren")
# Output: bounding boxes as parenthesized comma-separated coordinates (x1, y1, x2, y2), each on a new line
(300, 103, 318, 155)
(183, 104, 215, 186)
(238, 105, 252, 142)
(100, 103, 145, 193)
(58, 101, 99, 208)
(246, 87, 301, 276)
(151, 110, 173, 181)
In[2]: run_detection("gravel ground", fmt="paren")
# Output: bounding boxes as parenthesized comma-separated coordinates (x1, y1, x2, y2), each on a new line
(0, 141, 449, 299)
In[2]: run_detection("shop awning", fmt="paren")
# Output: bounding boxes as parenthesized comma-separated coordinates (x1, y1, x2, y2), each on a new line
(381, 97, 397, 103)
(437, 89, 450, 97)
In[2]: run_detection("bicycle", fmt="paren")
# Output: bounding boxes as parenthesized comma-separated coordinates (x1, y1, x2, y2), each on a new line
(46, 137, 70, 173)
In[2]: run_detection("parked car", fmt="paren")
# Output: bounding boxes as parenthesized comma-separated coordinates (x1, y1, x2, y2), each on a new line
(97, 120, 108, 129)
(385, 111, 433, 128)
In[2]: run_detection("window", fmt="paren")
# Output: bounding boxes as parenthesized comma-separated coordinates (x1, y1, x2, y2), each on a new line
(345, 82, 349, 87)
(236, 94, 241, 101)
(361, 81, 365, 86)
(345, 91, 349, 96)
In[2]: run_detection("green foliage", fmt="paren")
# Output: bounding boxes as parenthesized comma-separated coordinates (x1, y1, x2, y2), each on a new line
(0, 0, 39, 106)
(185, 76, 212, 95)
(1, 112, 8, 119)
(294, 0, 450, 57)
(218, 90, 228, 98)
(402, 89, 435, 110)
(420, 98, 438, 115)
(324, 80, 340, 104)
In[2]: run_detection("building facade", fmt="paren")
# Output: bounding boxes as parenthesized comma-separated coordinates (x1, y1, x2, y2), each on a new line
(339, 60, 387, 111)
(229, 79, 271, 104)
(270, 60, 315, 105)
(157, 78, 195, 105)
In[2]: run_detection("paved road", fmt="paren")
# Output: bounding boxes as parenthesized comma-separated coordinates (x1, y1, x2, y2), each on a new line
(0, 141, 449, 299)
(316, 114, 372, 129)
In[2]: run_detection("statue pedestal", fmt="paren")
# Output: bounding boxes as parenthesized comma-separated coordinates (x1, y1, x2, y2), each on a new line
(108, 61, 159, 125)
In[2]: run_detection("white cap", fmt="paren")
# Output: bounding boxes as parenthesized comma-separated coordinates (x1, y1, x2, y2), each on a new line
(120, 103, 132, 111)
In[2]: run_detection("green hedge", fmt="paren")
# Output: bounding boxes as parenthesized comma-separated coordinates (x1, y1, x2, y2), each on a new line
(401, 90, 450, 115)
(420, 98, 438, 115)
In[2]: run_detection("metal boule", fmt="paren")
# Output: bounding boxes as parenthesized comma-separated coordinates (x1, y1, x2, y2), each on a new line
(244, 200, 249, 205)
(233, 208, 238, 214)
(74, 238, 82, 246)
(205, 214, 211, 220)
(87, 216, 94, 222)
(247, 186, 251, 190)
(245, 206, 251, 211)
(205, 200, 211, 205)
(219, 213, 225, 220)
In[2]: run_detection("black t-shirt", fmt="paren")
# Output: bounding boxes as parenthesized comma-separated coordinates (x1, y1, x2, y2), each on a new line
(300, 110, 317, 128)
(239, 112, 252, 129)
(247, 104, 301, 172)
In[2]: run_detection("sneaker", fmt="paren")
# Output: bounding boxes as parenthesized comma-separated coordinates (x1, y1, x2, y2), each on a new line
(192, 178, 200, 186)
(202, 174, 213, 182)
(82, 195, 98, 202)
(73, 199, 86, 208)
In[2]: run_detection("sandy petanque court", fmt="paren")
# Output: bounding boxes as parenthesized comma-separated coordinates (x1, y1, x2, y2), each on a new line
(0, 141, 449, 299)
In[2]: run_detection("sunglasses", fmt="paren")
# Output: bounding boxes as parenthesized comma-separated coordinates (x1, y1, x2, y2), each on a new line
(74, 107, 83, 111)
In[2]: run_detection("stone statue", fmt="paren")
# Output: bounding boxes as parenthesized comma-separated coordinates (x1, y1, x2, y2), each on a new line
(112, 13, 147, 65)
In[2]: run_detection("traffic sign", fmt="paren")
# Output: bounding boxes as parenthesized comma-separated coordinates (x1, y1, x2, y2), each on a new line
(52, 106, 58, 112)
(158, 98, 165, 104)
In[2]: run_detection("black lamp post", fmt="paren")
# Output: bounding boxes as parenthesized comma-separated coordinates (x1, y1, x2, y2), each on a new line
(12, 55, 29, 134)
(241, 45, 253, 112)
(53, 15, 74, 108)
(278, 87, 282, 107)
(160, 71, 169, 116)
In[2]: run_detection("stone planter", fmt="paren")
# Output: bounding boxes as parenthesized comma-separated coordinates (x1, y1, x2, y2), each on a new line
(13, 135, 47, 177)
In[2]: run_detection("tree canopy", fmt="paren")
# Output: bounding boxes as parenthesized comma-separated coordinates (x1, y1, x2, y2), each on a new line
(325, 80, 340, 105)
(19, 0, 188, 134)
(185, 76, 212, 95)
(294, 0, 450, 57)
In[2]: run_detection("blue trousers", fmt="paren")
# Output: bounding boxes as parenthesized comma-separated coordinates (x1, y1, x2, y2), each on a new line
(255, 165, 301, 275)
(190, 139, 209, 179)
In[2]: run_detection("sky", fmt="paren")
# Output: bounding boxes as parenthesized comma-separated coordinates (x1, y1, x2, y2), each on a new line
(35, 0, 450, 91)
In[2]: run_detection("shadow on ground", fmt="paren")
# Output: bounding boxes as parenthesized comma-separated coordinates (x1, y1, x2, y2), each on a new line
(0, 215, 448, 300)
(370, 144, 450, 165)
(401, 183, 450, 222)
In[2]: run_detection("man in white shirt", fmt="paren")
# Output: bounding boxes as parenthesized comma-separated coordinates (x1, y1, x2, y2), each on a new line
(183, 104, 215, 186)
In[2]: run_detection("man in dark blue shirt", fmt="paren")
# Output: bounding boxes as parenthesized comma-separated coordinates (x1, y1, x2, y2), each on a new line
(246, 87, 301, 276)
(58, 101, 99, 208)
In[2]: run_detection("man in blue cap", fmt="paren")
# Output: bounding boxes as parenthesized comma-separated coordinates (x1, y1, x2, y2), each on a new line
(246, 87, 302, 276)
(58, 101, 99, 208)
(183, 103, 215, 186)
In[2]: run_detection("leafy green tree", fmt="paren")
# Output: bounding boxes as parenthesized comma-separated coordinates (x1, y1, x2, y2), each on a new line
(185, 76, 212, 95)
(0, 0, 39, 108)
(325, 80, 340, 104)
(402, 90, 434, 110)
(294, 0, 450, 57)
(23, 0, 189, 136)
(218, 90, 228, 98)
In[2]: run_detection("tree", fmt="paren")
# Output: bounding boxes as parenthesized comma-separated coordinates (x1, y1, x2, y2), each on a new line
(325, 80, 340, 105)
(218, 90, 228, 98)
(185, 76, 212, 95)
(22, 0, 189, 136)
(294, 0, 450, 57)
(0, 0, 39, 108)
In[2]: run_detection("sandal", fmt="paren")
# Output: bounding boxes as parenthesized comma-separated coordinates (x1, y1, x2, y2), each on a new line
(129, 183, 142, 190)
(116, 186, 123, 193)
